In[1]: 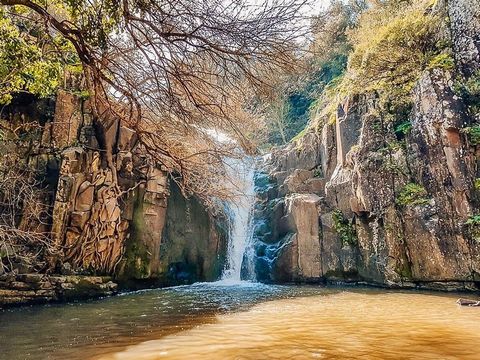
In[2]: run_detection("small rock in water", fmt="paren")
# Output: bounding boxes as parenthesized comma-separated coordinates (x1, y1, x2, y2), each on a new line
(457, 298, 480, 307)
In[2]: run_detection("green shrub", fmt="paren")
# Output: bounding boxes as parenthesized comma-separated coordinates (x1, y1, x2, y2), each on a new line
(291, 127, 307, 143)
(394, 121, 413, 137)
(463, 126, 480, 145)
(0, 10, 74, 104)
(474, 178, 480, 191)
(313, 166, 323, 178)
(427, 53, 455, 70)
(454, 71, 480, 114)
(396, 183, 429, 206)
(466, 215, 480, 226)
(465, 215, 480, 243)
(332, 210, 357, 247)
(347, 1, 442, 111)
(73, 90, 90, 100)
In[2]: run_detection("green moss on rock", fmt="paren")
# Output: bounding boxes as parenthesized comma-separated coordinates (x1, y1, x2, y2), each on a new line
(466, 215, 480, 243)
(463, 126, 480, 146)
(396, 183, 429, 206)
(332, 210, 358, 247)
(120, 188, 152, 280)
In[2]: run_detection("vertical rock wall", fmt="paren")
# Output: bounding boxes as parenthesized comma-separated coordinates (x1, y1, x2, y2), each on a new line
(447, 0, 480, 77)
(2, 90, 228, 291)
(253, 2, 480, 290)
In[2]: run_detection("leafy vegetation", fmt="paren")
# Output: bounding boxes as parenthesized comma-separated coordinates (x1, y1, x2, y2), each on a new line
(214, 0, 450, 147)
(332, 210, 357, 247)
(347, 1, 441, 92)
(463, 126, 480, 145)
(313, 166, 323, 178)
(261, 1, 364, 146)
(394, 121, 413, 139)
(454, 71, 480, 114)
(312, 0, 447, 128)
(474, 178, 480, 191)
(396, 183, 429, 207)
(0, 7, 76, 104)
(291, 127, 307, 143)
(465, 215, 480, 243)
(466, 215, 480, 226)
(427, 53, 455, 71)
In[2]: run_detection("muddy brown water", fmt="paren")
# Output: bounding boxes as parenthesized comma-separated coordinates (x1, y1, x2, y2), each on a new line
(1, 283, 479, 360)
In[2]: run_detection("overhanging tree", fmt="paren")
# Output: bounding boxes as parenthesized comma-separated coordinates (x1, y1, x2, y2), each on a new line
(0, 0, 308, 273)
(1, 0, 308, 200)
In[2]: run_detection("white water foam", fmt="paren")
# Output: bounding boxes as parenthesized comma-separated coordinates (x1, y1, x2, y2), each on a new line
(220, 157, 256, 283)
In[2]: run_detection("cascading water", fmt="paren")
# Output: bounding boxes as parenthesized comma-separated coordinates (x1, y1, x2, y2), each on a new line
(220, 158, 256, 283)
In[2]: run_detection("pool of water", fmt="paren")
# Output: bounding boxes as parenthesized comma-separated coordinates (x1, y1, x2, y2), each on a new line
(1, 282, 479, 360)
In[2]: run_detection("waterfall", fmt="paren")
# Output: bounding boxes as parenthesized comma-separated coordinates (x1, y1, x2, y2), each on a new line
(220, 158, 256, 283)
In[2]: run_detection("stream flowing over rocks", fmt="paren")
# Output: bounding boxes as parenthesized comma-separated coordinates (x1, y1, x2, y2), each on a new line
(1, 0, 480, 307)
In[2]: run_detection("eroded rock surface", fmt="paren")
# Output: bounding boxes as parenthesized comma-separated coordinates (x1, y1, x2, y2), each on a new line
(1, 91, 228, 305)
(447, 0, 480, 77)
(254, 66, 480, 291)
(0, 273, 117, 307)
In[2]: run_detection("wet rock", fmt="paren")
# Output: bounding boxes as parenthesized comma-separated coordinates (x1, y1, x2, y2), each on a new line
(118, 180, 228, 286)
(0, 274, 118, 307)
(457, 298, 480, 306)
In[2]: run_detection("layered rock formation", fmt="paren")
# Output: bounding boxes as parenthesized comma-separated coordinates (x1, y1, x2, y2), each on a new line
(0, 274, 117, 306)
(252, 2, 480, 291)
(0, 91, 228, 306)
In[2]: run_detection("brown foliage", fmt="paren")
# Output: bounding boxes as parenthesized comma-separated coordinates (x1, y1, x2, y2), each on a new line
(1, 0, 309, 202)
(0, 153, 54, 274)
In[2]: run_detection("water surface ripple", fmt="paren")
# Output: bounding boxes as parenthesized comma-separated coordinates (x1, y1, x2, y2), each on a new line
(1, 283, 479, 360)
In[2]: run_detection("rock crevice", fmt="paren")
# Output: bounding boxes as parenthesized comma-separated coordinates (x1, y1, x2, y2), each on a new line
(253, 66, 480, 291)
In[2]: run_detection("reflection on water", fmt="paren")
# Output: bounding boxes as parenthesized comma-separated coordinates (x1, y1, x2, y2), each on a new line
(0, 282, 324, 359)
(100, 290, 480, 360)
(1, 283, 479, 360)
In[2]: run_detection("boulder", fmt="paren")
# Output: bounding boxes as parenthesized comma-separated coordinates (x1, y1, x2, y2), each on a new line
(457, 298, 480, 306)
(281, 193, 322, 280)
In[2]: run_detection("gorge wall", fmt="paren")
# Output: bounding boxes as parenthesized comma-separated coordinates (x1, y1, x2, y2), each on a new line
(0, 92, 228, 306)
(252, 0, 480, 292)
(2, 0, 480, 308)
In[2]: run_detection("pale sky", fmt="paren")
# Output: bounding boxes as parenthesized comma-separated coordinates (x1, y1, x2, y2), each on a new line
(307, 0, 331, 15)
(249, 0, 332, 17)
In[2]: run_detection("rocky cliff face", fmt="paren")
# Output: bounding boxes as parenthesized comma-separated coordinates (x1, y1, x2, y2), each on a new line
(252, 2, 480, 291)
(1, 91, 228, 306)
(447, 0, 480, 77)
(48, 92, 228, 285)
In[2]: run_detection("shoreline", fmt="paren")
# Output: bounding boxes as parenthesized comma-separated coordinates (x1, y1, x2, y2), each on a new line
(1, 274, 479, 309)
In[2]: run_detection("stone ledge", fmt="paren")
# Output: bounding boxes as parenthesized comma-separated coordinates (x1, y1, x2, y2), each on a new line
(0, 273, 118, 308)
